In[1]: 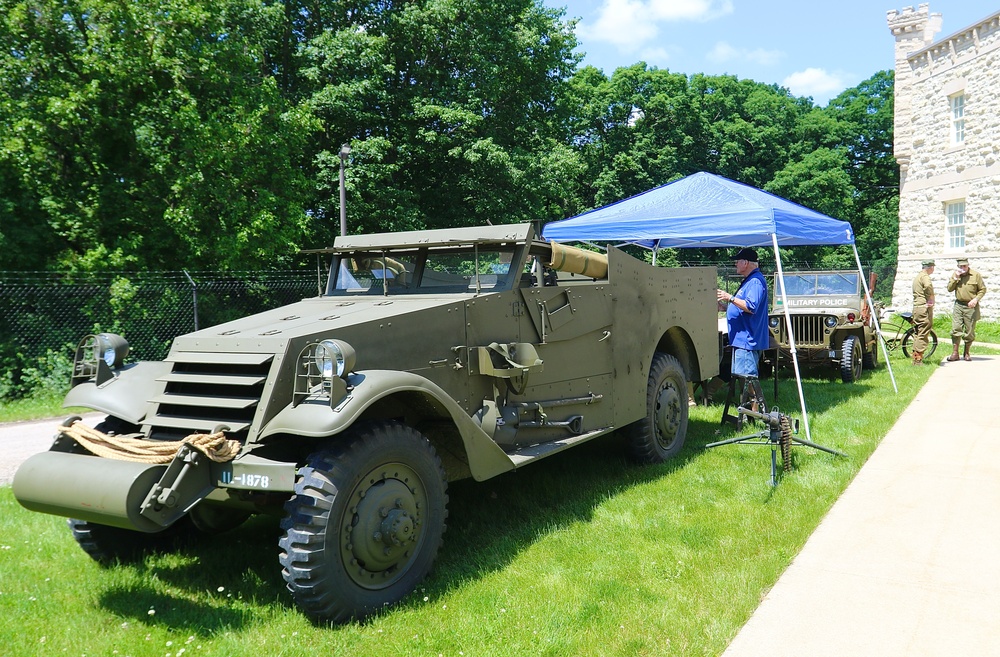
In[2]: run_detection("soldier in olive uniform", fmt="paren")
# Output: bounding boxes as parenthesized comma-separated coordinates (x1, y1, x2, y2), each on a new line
(910, 259, 935, 365)
(946, 257, 987, 361)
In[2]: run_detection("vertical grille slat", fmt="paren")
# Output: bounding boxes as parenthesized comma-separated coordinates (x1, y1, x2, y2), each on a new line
(776, 315, 828, 347)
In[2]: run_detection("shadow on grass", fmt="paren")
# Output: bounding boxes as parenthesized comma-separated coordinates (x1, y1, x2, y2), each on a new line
(94, 428, 708, 630)
(97, 515, 288, 633)
(92, 355, 923, 631)
(713, 357, 911, 419)
(417, 430, 704, 602)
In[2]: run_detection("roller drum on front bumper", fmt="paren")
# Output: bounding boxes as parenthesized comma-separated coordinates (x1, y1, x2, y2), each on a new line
(13, 451, 168, 533)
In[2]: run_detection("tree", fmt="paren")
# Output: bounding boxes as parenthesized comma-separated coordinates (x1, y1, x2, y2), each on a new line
(0, 0, 318, 270)
(295, 0, 583, 236)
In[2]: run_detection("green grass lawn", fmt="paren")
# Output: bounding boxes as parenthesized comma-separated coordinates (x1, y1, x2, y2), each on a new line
(0, 346, 947, 657)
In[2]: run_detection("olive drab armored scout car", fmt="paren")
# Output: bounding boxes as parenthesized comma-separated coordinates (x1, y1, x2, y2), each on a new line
(767, 270, 879, 383)
(14, 223, 719, 622)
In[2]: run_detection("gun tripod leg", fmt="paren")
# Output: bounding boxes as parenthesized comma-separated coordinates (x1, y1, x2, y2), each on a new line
(734, 376, 767, 429)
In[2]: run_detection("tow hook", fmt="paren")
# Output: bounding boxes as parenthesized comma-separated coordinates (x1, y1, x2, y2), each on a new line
(140, 444, 214, 527)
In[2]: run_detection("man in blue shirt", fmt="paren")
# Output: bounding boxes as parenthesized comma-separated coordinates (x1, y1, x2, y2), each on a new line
(717, 248, 770, 379)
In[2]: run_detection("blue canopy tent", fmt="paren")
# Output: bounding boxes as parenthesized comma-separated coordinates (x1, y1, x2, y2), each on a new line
(543, 171, 855, 248)
(542, 171, 895, 443)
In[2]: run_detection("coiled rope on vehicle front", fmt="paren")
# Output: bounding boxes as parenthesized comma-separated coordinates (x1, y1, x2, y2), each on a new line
(60, 420, 241, 464)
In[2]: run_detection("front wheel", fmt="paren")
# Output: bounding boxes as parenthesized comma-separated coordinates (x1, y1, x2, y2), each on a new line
(68, 517, 195, 565)
(624, 352, 688, 463)
(279, 421, 448, 623)
(840, 335, 863, 383)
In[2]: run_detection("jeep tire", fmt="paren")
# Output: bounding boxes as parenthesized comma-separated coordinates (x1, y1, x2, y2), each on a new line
(841, 335, 863, 383)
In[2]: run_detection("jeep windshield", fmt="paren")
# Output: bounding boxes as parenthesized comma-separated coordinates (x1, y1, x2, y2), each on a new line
(326, 244, 523, 295)
(778, 272, 860, 296)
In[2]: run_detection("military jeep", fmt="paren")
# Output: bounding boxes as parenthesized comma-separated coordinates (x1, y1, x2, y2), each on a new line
(767, 270, 877, 383)
(14, 223, 718, 622)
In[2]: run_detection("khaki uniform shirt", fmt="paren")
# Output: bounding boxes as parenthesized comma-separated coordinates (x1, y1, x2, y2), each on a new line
(912, 271, 934, 306)
(946, 268, 987, 304)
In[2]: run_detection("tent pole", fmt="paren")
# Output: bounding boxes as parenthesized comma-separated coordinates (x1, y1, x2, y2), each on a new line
(771, 233, 813, 445)
(653, 245, 658, 266)
(854, 244, 898, 393)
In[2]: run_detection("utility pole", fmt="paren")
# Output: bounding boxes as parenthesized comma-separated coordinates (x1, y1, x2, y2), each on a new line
(339, 144, 351, 237)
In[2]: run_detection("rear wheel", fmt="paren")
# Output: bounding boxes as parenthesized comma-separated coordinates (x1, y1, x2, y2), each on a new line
(926, 330, 939, 357)
(624, 352, 688, 463)
(840, 335, 862, 383)
(279, 421, 448, 623)
(862, 335, 879, 369)
(903, 329, 939, 358)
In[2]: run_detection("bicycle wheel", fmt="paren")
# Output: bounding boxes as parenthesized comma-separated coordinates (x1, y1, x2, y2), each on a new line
(902, 328, 939, 358)
(925, 330, 938, 357)
(879, 323, 906, 354)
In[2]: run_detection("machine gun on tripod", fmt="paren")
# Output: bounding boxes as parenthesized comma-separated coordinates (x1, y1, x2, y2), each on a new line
(707, 377, 845, 486)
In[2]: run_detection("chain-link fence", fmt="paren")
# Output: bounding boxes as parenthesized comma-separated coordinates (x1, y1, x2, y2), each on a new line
(0, 269, 323, 400)
(0, 259, 896, 401)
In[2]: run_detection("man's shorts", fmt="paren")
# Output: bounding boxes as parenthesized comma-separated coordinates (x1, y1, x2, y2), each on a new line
(731, 347, 760, 378)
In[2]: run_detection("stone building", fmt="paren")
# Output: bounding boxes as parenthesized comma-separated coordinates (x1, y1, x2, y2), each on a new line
(887, 4, 1000, 319)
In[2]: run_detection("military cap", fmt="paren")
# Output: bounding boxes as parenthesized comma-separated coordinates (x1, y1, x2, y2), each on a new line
(956, 257, 969, 265)
(921, 259, 935, 268)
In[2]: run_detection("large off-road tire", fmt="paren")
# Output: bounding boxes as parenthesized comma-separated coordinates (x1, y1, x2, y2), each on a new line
(840, 335, 863, 383)
(862, 336, 879, 370)
(902, 329, 938, 358)
(624, 352, 688, 463)
(68, 517, 196, 565)
(279, 421, 448, 623)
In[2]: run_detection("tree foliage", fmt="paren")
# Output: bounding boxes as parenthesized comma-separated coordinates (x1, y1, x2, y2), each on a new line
(1, 1, 896, 273)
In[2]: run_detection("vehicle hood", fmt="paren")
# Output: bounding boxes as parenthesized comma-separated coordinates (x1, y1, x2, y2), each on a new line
(170, 293, 467, 354)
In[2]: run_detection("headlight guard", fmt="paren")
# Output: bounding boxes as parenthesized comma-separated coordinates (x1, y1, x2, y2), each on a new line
(294, 340, 356, 408)
(71, 333, 130, 387)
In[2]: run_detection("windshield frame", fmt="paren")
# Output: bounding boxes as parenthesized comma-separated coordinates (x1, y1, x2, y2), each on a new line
(323, 241, 529, 296)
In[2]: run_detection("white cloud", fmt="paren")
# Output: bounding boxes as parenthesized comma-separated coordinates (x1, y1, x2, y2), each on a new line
(707, 41, 783, 66)
(579, 0, 659, 49)
(647, 0, 734, 22)
(579, 0, 733, 50)
(782, 68, 848, 99)
(638, 46, 672, 67)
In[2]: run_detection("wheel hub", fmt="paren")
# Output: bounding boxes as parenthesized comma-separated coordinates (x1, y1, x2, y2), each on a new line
(340, 465, 425, 589)
(654, 380, 681, 448)
(379, 508, 415, 547)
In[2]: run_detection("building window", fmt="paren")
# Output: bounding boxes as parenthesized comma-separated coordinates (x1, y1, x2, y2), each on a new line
(950, 94, 965, 145)
(946, 201, 965, 249)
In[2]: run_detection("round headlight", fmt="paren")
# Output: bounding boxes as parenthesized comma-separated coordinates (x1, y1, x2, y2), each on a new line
(824, 316, 838, 328)
(96, 333, 129, 368)
(768, 316, 780, 329)
(316, 339, 356, 378)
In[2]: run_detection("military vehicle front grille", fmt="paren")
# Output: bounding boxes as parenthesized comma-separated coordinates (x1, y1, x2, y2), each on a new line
(146, 352, 273, 439)
(776, 315, 828, 347)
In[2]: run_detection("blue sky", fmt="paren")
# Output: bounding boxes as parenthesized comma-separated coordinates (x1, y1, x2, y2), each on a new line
(543, 1, 994, 105)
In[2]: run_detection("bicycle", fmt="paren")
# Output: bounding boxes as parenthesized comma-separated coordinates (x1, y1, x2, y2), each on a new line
(879, 311, 938, 358)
